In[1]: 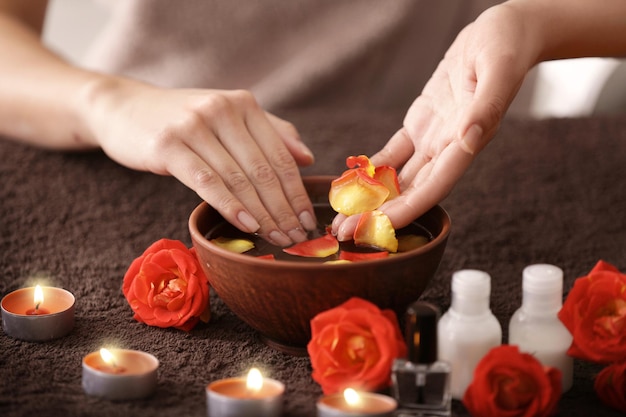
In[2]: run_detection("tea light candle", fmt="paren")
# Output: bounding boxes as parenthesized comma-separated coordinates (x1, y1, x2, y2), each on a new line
(206, 368, 285, 417)
(82, 348, 159, 400)
(1, 285, 75, 342)
(317, 388, 398, 417)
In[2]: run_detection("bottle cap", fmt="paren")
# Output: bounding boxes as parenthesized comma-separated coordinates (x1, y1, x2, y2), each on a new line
(451, 270, 492, 316)
(523, 264, 563, 293)
(522, 264, 564, 313)
(452, 269, 491, 297)
(404, 301, 440, 364)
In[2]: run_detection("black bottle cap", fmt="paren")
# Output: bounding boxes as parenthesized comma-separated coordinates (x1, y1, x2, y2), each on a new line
(404, 301, 440, 364)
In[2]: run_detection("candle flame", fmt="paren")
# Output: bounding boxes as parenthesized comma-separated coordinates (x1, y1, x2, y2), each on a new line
(343, 388, 361, 407)
(33, 285, 44, 309)
(99, 348, 117, 367)
(246, 368, 264, 393)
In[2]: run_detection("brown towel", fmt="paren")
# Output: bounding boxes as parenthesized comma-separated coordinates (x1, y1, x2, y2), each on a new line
(2, 110, 626, 416)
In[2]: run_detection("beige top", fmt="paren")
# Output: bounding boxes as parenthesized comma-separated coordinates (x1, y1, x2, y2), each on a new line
(85, 0, 499, 113)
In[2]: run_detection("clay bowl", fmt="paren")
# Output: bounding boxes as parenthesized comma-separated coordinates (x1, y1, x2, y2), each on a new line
(189, 176, 450, 355)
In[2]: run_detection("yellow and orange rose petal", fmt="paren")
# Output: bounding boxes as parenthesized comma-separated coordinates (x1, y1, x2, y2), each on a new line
(329, 169, 390, 216)
(374, 165, 400, 201)
(397, 234, 429, 252)
(346, 154, 376, 177)
(353, 210, 398, 253)
(325, 259, 352, 264)
(210, 236, 255, 253)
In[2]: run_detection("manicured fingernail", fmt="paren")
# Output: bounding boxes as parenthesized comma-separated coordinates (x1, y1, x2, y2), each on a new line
(300, 143, 315, 162)
(336, 225, 351, 242)
(288, 228, 308, 243)
(298, 210, 317, 231)
(237, 211, 260, 233)
(459, 124, 483, 155)
(269, 230, 292, 247)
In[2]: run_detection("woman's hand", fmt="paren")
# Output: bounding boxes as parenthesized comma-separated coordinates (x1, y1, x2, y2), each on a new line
(333, 3, 538, 240)
(80, 78, 317, 246)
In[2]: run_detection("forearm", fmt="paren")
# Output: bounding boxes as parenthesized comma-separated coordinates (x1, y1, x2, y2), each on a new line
(0, 9, 104, 149)
(508, 0, 626, 63)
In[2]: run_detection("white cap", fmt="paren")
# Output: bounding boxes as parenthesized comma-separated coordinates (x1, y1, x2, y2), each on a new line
(522, 264, 564, 313)
(451, 269, 492, 316)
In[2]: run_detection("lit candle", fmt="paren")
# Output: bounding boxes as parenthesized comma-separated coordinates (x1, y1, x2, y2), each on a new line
(317, 388, 398, 417)
(206, 367, 285, 417)
(1, 285, 75, 342)
(25, 285, 49, 315)
(82, 348, 159, 400)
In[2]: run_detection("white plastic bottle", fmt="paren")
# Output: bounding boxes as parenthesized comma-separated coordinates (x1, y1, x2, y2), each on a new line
(508, 264, 573, 392)
(438, 270, 502, 400)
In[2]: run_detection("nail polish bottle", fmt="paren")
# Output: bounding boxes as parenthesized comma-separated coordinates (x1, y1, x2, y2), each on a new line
(437, 270, 502, 400)
(508, 264, 573, 392)
(391, 301, 451, 417)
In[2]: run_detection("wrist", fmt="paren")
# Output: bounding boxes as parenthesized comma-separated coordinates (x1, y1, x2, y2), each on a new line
(504, 0, 561, 64)
(73, 74, 148, 148)
(506, 0, 626, 62)
(477, 1, 545, 69)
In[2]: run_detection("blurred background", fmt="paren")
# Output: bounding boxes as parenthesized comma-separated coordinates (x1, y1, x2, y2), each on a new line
(42, 0, 626, 119)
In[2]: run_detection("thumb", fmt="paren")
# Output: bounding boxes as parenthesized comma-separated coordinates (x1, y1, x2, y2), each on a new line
(458, 56, 527, 155)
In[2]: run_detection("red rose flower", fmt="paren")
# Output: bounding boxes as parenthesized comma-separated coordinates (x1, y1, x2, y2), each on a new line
(307, 297, 407, 395)
(463, 345, 561, 417)
(595, 362, 626, 413)
(558, 260, 626, 363)
(123, 238, 210, 331)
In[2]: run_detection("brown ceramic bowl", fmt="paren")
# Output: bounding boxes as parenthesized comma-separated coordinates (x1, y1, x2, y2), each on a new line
(189, 176, 450, 355)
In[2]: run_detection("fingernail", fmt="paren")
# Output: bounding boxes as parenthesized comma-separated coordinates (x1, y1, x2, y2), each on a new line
(298, 210, 317, 231)
(300, 143, 315, 163)
(269, 230, 292, 247)
(288, 228, 308, 243)
(336, 226, 351, 242)
(237, 211, 260, 233)
(459, 124, 483, 155)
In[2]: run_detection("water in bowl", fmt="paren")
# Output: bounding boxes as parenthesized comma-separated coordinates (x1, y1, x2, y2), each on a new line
(205, 204, 433, 262)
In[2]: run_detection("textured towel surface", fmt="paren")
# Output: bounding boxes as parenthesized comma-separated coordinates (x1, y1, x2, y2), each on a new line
(2, 109, 626, 416)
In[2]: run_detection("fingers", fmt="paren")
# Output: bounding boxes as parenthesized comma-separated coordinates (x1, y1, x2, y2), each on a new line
(167, 91, 316, 246)
(239, 100, 317, 234)
(334, 136, 475, 242)
(385, 138, 474, 227)
(162, 139, 266, 235)
(334, 214, 361, 242)
(458, 50, 526, 154)
(368, 127, 414, 169)
(265, 112, 315, 167)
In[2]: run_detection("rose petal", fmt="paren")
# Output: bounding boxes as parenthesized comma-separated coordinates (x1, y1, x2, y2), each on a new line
(329, 169, 389, 216)
(283, 234, 339, 258)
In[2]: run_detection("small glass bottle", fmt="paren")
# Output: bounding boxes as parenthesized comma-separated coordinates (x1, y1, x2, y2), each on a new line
(437, 269, 502, 400)
(391, 301, 451, 417)
(508, 264, 573, 392)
